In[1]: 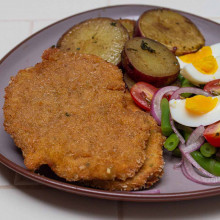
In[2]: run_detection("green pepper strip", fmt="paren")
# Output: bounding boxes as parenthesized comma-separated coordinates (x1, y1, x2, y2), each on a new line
(161, 98, 173, 136)
(200, 143, 217, 158)
(178, 74, 185, 84)
(183, 130, 192, 142)
(191, 151, 220, 176)
(172, 128, 192, 157)
(178, 74, 195, 98)
(181, 79, 195, 98)
(164, 133, 180, 151)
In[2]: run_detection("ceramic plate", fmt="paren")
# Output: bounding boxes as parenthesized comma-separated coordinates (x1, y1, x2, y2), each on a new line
(0, 5, 220, 202)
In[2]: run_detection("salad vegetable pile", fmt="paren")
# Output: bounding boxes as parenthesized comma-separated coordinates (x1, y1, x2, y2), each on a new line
(130, 62, 220, 185)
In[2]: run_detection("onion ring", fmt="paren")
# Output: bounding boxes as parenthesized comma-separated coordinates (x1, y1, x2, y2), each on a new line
(170, 87, 212, 100)
(170, 117, 185, 144)
(183, 158, 220, 185)
(186, 125, 205, 146)
(150, 86, 179, 125)
(179, 144, 215, 178)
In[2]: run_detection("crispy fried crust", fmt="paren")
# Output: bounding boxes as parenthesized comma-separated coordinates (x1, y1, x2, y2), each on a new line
(83, 117, 165, 191)
(4, 48, 153, 182)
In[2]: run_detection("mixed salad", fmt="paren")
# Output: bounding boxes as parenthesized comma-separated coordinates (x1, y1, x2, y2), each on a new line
(130, 44, 220, 185)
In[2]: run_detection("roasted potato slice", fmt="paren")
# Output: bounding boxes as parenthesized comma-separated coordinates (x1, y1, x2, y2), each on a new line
(57, 17, 129, 65)
(122, 37, 180, 87)
(135, 9, 205, 56)
(118, 19, 136, 38)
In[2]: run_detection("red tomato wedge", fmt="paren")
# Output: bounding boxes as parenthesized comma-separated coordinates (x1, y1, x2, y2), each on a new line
(204, 121, 220, 147)
(130, 82, 158, 111)
(204, 79, 220, 96)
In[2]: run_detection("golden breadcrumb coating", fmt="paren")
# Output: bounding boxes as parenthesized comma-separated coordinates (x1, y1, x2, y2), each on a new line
(4, 48, 155, 182)
(84, 117, 164, 191)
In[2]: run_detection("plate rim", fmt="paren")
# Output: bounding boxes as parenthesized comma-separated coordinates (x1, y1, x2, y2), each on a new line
(0, 4, 220, 202)
(1, 154, 220, 202)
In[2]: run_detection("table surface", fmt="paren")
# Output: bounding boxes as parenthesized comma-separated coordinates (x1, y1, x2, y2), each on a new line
(0, 0, 220, 219)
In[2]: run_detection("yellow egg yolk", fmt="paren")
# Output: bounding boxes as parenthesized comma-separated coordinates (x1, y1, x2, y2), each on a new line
(179, 46, 212, 63)
(185, 95, 218, 115)
(192, 56, 218, 75)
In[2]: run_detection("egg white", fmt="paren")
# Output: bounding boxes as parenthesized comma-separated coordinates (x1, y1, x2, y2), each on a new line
(176, 57, 187, 70)
(180, 56, 220, 86)
(177, 43, 220, 69)
(169, 96, 220, 127)
(211, 43, 220, 57)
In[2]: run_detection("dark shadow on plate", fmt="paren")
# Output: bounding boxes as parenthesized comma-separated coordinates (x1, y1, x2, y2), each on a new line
(35, 165, 67, 182)
(35, 165, 84, 188)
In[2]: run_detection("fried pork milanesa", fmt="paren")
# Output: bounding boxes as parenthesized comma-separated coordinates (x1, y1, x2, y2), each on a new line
(4, 48, 153, 182)
(84, 117, 165, 191)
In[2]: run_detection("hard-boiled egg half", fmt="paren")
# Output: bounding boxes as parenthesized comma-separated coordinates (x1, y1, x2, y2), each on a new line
(180, 56, 220, 86)
(177, 43, 220, 69)
(169, 95, 220, 127)
(176, 43, 220, 86)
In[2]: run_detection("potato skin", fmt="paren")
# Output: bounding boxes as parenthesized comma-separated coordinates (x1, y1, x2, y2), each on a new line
(134, 9, 205, 56)
(57, 17, 129, 65)
(121, 37, 180, 87)
(122, 50, 178, 87)
(118, 19, 136, 38)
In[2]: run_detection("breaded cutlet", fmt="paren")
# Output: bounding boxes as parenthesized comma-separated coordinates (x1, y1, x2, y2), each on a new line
(3, 48, 154, 182)
(84, 116, 164, 191)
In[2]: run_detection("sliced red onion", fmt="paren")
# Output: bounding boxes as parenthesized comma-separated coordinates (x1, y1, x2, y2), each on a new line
(168, 91, 218, 184)
(182, 138, 205, 154)
(150, 86, 179, 125)
(181, 125, 205, 153)
(181, 161, 190, 178)
(131, 189, 160, 194)
(178, 127, 218, 185)
(170, 117, 185, 144)
(183, 159, 220, 185)
(186, 125, 205, 146)
(179, 144, 215, 178)
(173, 159, 183, 169)
(170, 87, 212, 100)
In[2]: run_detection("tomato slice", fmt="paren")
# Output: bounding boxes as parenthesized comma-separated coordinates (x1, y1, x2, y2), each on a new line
(204, 79, 220, 96)
(130, 82, 158, 111)
(204, 121, 220, 147)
